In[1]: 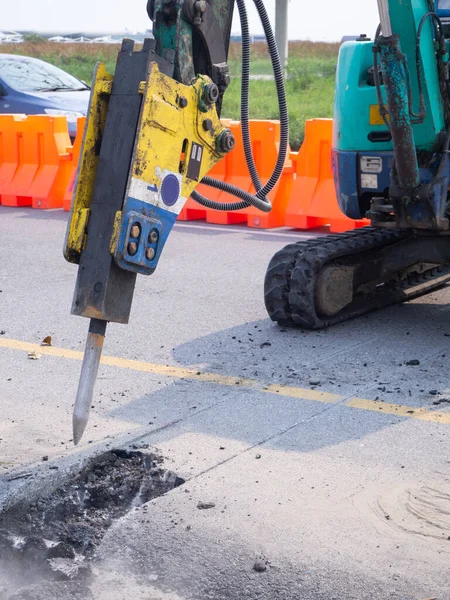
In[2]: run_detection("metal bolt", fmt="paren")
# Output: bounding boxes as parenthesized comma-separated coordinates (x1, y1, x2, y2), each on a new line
(194, 0, 207, 12)
(128, 242, 138, 256)
(193, 0, 207, 23)
(203, 119, 214, 132)
(130, 224, 140, 238)
(203, 83, 219, 104)
(217, 129, 236, 153)
(178, 96, 188, 108)
(146, 247, 156, 260)
(149, 230, 159, 243)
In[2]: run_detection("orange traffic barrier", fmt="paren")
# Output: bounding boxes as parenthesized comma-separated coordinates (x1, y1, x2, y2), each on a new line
(0, 115, 26, 204)
(232, 120, 293, 228)
(205, 121, 252, 225)
(29, 116, 72, 209)
(177, 121, 293, 229)
(202, 120, 292, 228)
(63, 117, 86, 211)
(1, 116, 41, 207)
(0, 115, 72, 209)
(284, 119, 369, 233)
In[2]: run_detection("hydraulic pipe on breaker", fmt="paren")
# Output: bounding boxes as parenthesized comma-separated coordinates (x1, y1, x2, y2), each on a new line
(377, 0, 421, 190)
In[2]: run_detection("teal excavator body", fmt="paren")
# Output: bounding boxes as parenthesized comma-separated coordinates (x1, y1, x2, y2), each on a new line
(265, 0, 450, 330)
(333, 0, 450, 228)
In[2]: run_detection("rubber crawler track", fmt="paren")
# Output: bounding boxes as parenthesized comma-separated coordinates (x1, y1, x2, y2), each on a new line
(264, 227, 450, 329)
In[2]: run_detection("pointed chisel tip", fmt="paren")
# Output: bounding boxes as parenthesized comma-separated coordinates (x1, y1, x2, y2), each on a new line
(73, 412, 88, 446)
(72, 318, 107, 446)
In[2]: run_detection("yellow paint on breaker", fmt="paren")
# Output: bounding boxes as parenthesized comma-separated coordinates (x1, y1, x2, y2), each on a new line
(64, 63, 113, 264)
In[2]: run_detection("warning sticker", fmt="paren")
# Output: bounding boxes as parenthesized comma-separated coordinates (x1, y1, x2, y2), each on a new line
(187, 142, 204, 182)
(361, 156, 382, 174)
(361, 174, 378, 189)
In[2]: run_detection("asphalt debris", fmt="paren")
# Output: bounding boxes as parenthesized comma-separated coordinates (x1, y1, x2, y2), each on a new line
(0, 449, 184, 599)
(197, 501, 216, 510)
(405, 360, 420, 366)
(433, 398, 450, 406)
(6, 472, 33, 482)
(253, 559, 268, 573)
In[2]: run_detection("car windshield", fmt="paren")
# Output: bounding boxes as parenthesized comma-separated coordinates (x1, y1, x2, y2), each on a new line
(0, 56, 89, 92)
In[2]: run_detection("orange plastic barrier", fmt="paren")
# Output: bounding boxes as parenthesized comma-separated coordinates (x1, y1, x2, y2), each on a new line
(63, 117, 86, 211)
(0, 114, 369, 233)
(204, 120, 292, 228)
(231, 120, 293, 228)
(30, 116, 72, 209)
(179, 121, 293, 229)
(242, 119, 294, 229)
(205, 121, 252, 225)
(1, 116, 41, 207)
(0, 115, 26, 204)
(0, 115, 72, 209)
(284, 119, 369, 233)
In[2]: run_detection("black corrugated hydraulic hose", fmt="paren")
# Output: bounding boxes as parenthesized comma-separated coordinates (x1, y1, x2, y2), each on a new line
(191, 0, 289, 213)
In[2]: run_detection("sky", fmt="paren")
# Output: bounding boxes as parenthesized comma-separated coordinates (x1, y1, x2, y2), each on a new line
(6, 1, 380, 42)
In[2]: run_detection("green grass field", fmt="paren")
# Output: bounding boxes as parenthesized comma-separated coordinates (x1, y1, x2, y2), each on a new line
(1, 40, 339, 149)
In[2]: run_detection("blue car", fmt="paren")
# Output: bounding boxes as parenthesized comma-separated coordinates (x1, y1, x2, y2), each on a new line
(0, 53, 91, 140)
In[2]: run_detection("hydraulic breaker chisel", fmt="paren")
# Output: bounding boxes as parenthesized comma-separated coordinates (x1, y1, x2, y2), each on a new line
(64, 0, 288, 444)
(64, 40, 236, 444)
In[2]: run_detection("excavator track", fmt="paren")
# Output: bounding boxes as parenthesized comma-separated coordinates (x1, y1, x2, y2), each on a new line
(264, 227, 450, 330)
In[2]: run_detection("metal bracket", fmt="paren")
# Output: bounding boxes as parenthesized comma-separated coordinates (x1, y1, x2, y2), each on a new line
(150, 0, 233, 112)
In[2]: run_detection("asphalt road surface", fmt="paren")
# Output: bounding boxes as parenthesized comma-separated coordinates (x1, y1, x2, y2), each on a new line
(1, 206, 450, 599)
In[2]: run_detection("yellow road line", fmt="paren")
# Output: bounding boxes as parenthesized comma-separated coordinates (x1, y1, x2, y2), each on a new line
(1, 337, 450, 426)
(348, 398, 450, 425)
(0, 337, 254, 387)
(263, 384, 341, 404)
